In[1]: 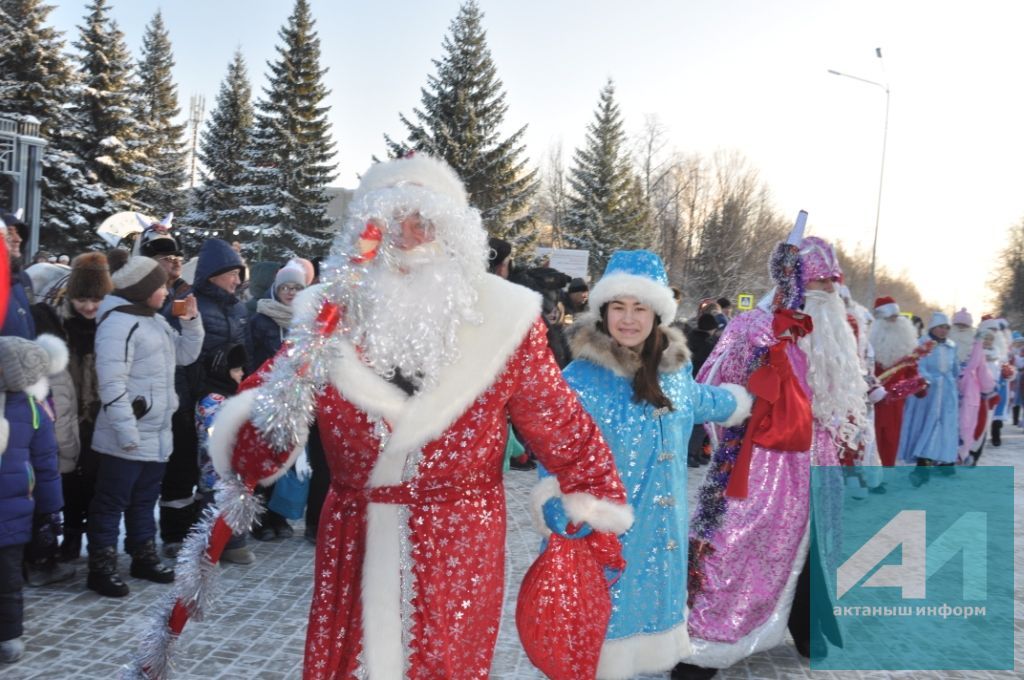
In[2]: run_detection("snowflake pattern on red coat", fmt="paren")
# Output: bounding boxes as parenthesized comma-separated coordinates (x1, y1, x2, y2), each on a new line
(298, 319, 626, 679)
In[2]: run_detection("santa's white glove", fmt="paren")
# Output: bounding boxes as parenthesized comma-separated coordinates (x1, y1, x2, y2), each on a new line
(868, 385, 887, 404)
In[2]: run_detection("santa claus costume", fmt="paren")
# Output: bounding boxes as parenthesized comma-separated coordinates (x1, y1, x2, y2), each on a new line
(869, 297, 919, 466)
(679, 224, 866, 677)
(126, 155, 633, 679)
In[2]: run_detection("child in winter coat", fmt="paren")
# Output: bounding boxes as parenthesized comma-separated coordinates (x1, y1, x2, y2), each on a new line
(0, 334, 70, 663)
(195, 343, 253, 564)
(87, 254, 203, 597)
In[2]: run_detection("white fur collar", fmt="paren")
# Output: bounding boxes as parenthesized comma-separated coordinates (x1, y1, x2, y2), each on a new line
(324, 274, 542, 487)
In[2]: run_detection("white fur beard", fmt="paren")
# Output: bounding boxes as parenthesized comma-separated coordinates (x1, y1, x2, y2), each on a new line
(800, 290, 869, 445)
(870, 316, 919, 369)
(948, 326, 976, 364)
(349, 253, 481, 391)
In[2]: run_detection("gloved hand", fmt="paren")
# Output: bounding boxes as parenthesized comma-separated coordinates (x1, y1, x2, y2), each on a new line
(868, 385, 887, 404)
(542, 497, 592, 539)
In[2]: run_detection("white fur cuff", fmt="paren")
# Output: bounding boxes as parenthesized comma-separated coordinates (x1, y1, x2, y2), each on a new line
(716, 383, 753, 428)
(208, 390, 256, 479)
(529, 476, 635, 536)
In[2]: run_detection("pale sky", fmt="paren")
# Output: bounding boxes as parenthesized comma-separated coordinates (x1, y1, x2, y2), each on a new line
(46, 0, 1024, 316)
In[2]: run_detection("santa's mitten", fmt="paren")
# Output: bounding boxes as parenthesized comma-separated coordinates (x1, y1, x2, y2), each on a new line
(542, 497, 593, 539)
(232, 420, 289, 489)
(868, 385, 888, 404)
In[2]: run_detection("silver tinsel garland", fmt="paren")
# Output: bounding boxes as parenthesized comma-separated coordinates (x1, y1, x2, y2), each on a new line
(121, 475, 263, 680)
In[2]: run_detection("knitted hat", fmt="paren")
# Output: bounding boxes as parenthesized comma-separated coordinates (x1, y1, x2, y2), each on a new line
(873, 296, 900, 319)
(589, 250, 677, 322)
(287, 257, 315, 286)
(66, 252, 113, 300)
(0, 334, 69, 454)
(272, 262, 307, 297)
(952, 308, 973, 326)
(111, 255, 167, 304)
(928, 312, 951, 330)
(568, 277, 589, 294)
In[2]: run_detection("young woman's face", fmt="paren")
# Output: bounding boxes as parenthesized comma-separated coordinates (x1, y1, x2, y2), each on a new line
(606, 297, 655, 349)
(146, 286, 169, 310)
(71, 297, 101, 319)
(276, 283, 303, 306)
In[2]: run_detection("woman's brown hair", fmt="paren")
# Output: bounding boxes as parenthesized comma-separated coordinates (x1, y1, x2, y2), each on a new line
(598, 304, 674, 411)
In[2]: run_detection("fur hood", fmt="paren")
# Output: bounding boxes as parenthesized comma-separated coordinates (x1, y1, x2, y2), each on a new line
(569, 313, 691, 378)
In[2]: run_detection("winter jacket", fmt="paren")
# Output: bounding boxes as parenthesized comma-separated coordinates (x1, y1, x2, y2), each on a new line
(91, 295, 204, 463)
(247, 311, 284, 372)
(0, 391, 62, 548)
(30, 302, 82, 473)
(684, 328, 719, 376)
(2, 274, 36, 339)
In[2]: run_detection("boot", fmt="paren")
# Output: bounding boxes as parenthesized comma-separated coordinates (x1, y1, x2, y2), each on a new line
(909, 459, 931, 488)
(991, 420, 1002, 447)
(129, 540, 175, 584)
(87, 546, 129, 597)
(671, 662, 718, 679)
(59, 531, 83, 563)
(23, 556, 76, 587)
(1013, 405, 1020, 426)
(0, 637, 24, 664)
(266, 510, 294, 539)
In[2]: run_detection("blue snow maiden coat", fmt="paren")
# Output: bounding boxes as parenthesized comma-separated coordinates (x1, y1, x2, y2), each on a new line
(0, 391, 62, 548)
(549, 315, 748, 679)
(897, 336, 960, 464)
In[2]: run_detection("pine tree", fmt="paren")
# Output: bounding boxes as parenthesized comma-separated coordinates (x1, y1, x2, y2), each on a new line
(71, 0, 145, 215)
(564, 80, 650, 276)
(385, 0, 537, 247)
(133, 10, 187, 215)
(0, 0, 107, 249)
(188, 49, 253, 241)
(239, 0, 337, 260)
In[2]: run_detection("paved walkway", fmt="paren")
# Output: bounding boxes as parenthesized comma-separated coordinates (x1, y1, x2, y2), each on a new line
(7, 431, 1022, 679)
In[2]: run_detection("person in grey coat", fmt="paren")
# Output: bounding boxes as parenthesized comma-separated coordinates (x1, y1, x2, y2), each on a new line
(87, 254, 203, 597)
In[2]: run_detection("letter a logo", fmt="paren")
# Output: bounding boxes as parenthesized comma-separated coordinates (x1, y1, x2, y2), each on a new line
(837, 510, 926, 599)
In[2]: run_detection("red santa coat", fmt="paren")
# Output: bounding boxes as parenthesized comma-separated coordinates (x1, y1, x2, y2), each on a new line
(873, 360, 907, 467)
(211, 276, 631, 679)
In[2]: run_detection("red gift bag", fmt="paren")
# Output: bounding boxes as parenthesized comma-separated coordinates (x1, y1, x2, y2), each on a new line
(516, 531, 624, 680)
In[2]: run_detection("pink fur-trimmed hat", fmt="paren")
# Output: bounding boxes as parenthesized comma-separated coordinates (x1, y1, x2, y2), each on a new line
(798, 236, 842, 284)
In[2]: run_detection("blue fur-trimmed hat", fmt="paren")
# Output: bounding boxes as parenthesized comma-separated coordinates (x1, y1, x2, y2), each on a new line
(589, 250, 677, 323)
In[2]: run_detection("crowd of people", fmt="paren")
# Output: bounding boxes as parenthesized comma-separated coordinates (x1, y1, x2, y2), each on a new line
(0, 154, 1017, 679)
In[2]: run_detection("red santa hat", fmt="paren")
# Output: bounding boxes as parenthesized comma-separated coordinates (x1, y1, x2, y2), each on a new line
(873, 296, 900, 319)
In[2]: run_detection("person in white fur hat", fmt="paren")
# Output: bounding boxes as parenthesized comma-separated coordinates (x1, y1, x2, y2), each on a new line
(134, 154, 634, 678)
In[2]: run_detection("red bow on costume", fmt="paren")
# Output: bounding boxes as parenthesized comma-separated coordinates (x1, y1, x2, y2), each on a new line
(726, 309, 814, 499)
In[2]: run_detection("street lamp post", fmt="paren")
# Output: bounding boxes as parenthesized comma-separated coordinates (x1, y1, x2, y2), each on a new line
(827, 48, 889, 304)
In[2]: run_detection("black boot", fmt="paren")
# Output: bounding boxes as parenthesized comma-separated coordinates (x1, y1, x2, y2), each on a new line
(59, 531, 83, 563)
(991, 420, 1002, 447)
(129, 540, 175, 584)
(1013, 405, 1019, 426)
(671, 662, 718, 679)
(87, 546, 129, 597)
(909, 459, 931, 487)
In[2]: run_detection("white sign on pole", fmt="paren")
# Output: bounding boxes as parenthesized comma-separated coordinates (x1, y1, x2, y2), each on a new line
(534, 248, 590, 281)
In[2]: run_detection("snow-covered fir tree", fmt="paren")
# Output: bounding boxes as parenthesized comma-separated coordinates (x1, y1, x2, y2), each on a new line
(385, 0, 537, 248)
(188, 49, 252, 242)
(564, 80, 649, 276)
(132, 10, 187, 216)
(0, 0, 106, 249)
(71, 0, 146, 215)
(238, 0, 336, 260)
